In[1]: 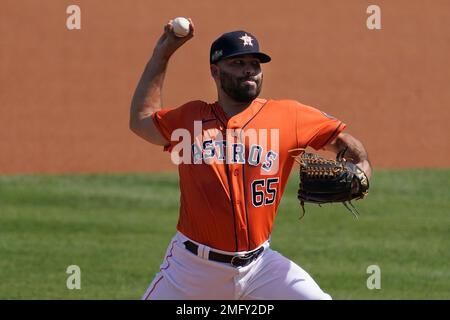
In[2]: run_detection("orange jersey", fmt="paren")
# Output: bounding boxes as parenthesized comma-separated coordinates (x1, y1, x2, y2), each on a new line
(152, 98, 346, 252)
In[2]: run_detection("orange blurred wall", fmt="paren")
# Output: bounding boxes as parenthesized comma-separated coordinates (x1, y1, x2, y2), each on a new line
(1, 0, 449, 174)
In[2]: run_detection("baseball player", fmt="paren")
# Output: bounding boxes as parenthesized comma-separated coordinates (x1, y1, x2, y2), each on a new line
(130, 19, 372, 300)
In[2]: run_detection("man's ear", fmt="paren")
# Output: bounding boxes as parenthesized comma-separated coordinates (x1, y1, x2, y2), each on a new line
(210, 64, 219, 78)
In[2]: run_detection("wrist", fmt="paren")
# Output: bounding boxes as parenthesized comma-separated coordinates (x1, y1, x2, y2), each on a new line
(357, 159, 372, 179)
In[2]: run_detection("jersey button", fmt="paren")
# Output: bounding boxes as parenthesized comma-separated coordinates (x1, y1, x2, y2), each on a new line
(236, 200, 241, 205)
(233, 169, 239, 176)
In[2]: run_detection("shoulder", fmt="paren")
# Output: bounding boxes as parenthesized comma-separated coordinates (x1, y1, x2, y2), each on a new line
(266, 99, 321, 112)
(266, 99, 298, 107)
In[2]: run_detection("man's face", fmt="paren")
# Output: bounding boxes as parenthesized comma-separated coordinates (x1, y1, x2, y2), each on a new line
(216, 55, 263, 103)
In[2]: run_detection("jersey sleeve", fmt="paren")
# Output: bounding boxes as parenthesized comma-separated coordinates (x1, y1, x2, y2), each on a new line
(152, 100, 204, 151)
(152, 108, 178, 143)
(296, 103, 346, 150)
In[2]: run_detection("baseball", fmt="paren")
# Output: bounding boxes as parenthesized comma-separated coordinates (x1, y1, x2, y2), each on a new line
(172, 17, 190, 37)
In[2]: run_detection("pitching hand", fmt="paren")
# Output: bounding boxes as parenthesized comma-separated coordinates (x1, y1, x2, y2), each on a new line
(153, 18, 195, 60)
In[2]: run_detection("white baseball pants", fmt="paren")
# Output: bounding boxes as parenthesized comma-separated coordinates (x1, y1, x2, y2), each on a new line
(142, 232, 332, 300)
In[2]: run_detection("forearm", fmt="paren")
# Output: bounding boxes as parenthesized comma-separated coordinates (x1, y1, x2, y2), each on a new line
(130, 52, 169, 126)
(128, 18, 193, 145)
(327, 133, 373, 179)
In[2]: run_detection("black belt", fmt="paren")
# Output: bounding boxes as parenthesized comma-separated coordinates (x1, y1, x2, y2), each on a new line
(183, 240, 264, 268)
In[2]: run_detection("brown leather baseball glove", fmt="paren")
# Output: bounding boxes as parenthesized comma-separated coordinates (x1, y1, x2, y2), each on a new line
(293, 148, 369, 218)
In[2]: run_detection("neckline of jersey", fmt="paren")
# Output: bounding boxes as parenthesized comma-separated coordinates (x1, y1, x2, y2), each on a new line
(212, 98, 268, 128)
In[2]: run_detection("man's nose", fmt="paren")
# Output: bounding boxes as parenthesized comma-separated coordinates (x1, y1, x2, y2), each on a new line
(243, 65, 256, 76)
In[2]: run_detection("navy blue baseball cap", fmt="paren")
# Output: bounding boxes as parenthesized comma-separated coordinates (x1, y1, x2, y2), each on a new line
(210, 30, 271, 64)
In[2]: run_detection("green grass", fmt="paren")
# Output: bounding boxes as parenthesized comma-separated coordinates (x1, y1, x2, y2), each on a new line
(0, 170, 449, 299)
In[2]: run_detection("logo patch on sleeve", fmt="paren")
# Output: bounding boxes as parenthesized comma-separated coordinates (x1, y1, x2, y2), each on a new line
(321, 112, 337, 120)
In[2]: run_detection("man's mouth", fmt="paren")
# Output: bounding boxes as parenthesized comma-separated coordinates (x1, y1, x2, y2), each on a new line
(241, 79, 257, 86)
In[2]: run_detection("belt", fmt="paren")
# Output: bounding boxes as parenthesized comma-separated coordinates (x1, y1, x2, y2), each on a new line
(183, 240, 264, 268)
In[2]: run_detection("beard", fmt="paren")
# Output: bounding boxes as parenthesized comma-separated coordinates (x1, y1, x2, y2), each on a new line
(219, 70, 263, 103)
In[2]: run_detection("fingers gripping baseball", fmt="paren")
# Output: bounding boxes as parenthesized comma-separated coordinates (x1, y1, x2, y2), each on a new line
(154, 18, 194, 59)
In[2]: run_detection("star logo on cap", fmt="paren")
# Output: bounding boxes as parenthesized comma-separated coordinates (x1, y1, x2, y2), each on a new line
(239, 34, 253, 46)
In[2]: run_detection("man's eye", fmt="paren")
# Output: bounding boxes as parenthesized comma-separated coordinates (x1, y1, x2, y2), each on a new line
(234, 60, 243, 65)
